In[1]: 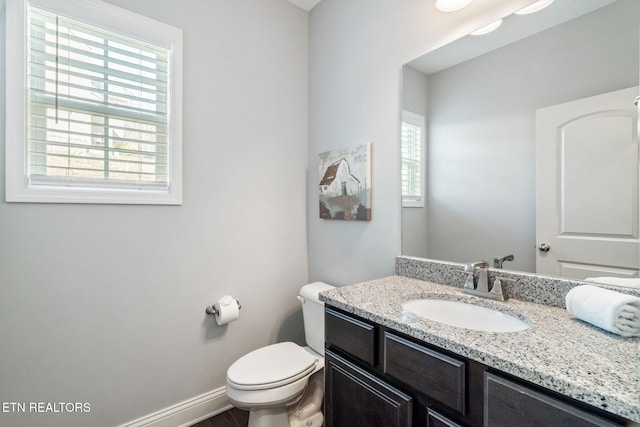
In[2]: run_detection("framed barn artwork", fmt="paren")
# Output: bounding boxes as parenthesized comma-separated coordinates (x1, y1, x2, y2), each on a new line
(318, 143, 372, 221)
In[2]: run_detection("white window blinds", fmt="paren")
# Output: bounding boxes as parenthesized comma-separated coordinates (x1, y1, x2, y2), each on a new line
(401, 111, 425, 207)
(28, 6, 170, 190)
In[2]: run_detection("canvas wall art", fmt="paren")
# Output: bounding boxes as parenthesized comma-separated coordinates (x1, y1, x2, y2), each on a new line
(318, 143, 372, 221)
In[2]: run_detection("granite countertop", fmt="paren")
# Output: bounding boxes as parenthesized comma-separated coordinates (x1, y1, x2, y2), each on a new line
(320, 275, 640, 423)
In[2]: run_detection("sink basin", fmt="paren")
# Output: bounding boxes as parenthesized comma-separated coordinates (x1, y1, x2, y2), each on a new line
(402, 299, 530, 332)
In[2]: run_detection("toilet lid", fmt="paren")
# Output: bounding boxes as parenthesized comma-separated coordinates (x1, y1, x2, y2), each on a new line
(227, 342, 317, 390)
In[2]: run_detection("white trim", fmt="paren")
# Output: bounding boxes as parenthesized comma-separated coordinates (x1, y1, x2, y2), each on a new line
(117, 387, 232, 427)
(5, 0, 29, 204)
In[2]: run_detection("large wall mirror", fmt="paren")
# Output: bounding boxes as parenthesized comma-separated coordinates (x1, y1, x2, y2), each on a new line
(401, 0, 640, 284)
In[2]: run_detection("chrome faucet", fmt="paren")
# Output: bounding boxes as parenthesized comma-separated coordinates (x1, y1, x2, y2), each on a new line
(493, 254, 514, 269)
(460, 261, 512, 301)
(462, 261, 490, 292)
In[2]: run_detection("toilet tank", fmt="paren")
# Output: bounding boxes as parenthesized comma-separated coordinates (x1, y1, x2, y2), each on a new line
(299, 282, 335, 355)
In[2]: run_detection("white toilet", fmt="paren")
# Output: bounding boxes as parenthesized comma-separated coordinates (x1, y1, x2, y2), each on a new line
(226, 282, 334, 427)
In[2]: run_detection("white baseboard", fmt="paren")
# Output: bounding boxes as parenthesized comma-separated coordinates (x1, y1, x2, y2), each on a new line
(118, 387, 232, 427)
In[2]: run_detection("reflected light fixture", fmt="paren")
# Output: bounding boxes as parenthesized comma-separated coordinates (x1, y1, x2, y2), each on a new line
(435, 0, 473, 12)
(470, 19, 503, 36)
(515, 0, 554, 15)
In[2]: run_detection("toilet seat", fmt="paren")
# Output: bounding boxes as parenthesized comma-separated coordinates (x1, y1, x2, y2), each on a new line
(227, 342, 318, 391)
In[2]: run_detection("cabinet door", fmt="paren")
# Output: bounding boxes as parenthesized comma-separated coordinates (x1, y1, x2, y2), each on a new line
(485, 373, 624, 427)
(325, 350, 413, 427)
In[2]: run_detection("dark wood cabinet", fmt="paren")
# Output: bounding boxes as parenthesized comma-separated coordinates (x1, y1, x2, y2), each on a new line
(383, 332, 466, 415)
(324, 306, 627, 427)
(484, 373, 623, 427)
(426, 409, 463, 427)
(325, 307, 376, 366)
(325, 350, 412, 427)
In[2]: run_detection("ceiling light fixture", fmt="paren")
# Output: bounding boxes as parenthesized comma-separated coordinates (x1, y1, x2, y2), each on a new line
(435, 0, 473, 13)
(515, 0, 554, 15)
(470, 19, 503, 36)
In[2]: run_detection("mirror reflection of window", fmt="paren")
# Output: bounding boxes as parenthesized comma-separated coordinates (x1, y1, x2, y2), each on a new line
(401, 110, 425, 208)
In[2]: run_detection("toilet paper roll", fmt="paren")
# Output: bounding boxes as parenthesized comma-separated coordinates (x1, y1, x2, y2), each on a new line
(214, 295, 240, 325)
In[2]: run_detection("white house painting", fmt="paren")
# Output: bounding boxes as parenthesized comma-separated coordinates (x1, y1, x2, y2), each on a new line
(318, 143, 372, 221)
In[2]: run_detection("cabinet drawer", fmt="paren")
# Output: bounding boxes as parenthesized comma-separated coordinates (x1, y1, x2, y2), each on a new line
(325, 307, 376, 365)
(383, 332, 466, 415)
(484, 373, 624, 427)
(427, 409, 463, 427)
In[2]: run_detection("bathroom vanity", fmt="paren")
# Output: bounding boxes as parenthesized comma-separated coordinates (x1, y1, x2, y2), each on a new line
(321, 258, 640, 426)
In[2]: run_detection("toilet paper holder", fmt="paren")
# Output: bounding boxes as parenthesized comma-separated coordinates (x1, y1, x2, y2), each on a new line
(205, 299, 242, 316)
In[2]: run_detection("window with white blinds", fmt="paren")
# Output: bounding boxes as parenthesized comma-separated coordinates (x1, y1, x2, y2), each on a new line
(6, 0, 183, 204)
(401, 110, 425, 208)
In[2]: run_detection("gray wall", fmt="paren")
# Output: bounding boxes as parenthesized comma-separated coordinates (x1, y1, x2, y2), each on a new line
(0, 1, 308, 426)
(307, 0, 536, 285)
(422, 0, 639, 272)
(401, 66, 429, 258)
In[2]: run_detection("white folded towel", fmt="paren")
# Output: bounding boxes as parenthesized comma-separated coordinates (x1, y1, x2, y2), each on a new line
(565, 285, 640, 337)
(585, 277, 640, 289)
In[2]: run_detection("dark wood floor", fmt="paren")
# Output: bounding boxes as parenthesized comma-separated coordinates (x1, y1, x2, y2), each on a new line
(192, 407, 249, 427)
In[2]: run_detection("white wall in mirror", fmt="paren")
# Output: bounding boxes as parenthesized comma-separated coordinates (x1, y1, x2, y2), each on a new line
(401, 0, 640, 278)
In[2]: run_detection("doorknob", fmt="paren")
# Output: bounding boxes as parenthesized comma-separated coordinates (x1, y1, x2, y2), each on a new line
(538, 243, 550, 252)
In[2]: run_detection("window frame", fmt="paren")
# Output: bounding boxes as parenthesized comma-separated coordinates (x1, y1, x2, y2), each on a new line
(401, 110, 426, 208)
(5, 0, 183, 204)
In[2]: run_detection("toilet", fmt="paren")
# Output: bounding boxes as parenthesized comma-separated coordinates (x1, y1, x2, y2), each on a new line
(226, 282, 334, 427)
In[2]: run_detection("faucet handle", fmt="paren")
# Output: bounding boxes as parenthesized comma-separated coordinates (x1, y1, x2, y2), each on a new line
(490, 276, 516, 301)
(493, 254, 515, 268)
(455, 269, 476, 285)
(460, 261, 488, 291)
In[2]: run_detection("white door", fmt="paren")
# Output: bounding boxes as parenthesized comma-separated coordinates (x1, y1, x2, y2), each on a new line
(535, 86, 639, 280)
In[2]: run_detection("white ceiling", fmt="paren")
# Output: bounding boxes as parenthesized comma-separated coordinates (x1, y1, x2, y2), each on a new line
(287, 0, 323, 12)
